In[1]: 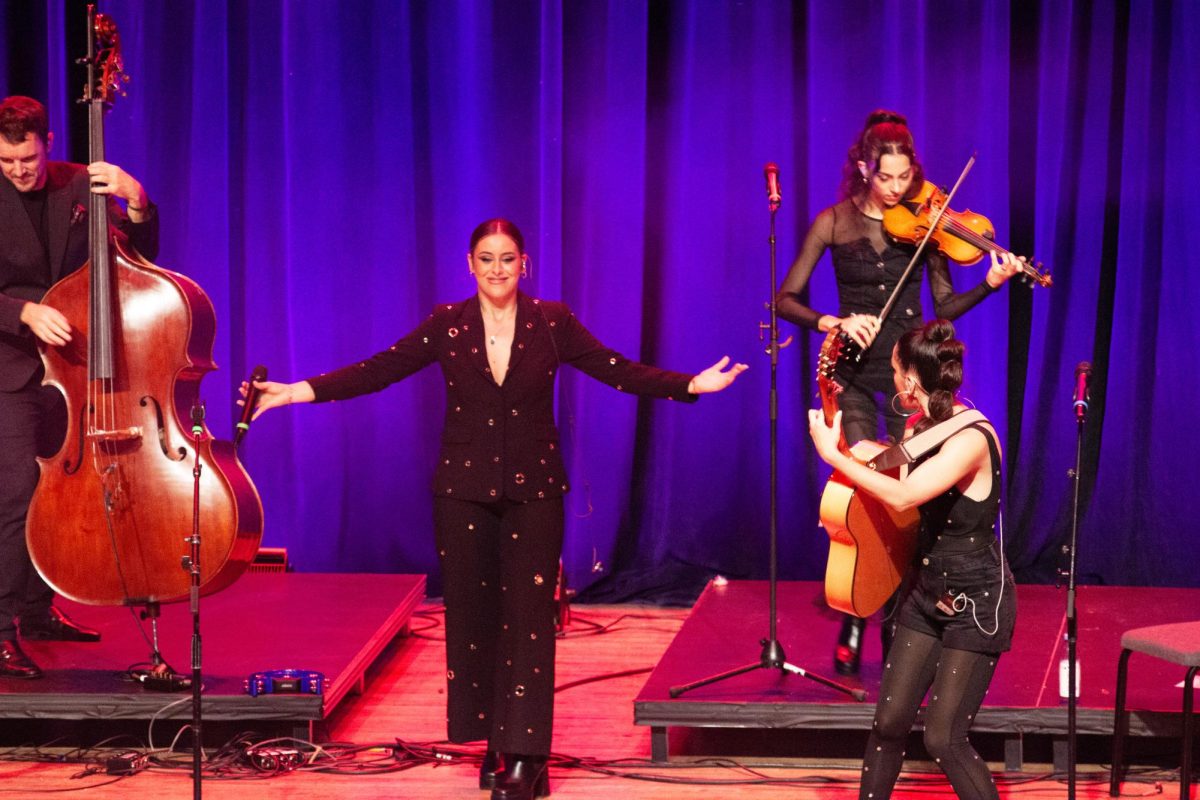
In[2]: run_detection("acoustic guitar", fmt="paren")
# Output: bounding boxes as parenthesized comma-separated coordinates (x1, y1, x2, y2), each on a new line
(816, 331, 919, 617)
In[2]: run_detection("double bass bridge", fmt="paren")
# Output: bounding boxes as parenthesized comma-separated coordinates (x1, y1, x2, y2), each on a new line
(86, 426, 144, 443)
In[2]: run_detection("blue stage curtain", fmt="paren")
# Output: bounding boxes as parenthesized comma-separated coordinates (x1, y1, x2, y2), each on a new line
(5, 0, 1198, 597)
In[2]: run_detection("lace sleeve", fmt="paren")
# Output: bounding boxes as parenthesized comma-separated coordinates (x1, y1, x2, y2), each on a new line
(927, 250, 995, 321)
(776, 208, 835, 330)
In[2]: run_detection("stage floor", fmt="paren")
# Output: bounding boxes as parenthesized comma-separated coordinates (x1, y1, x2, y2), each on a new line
(0, 572, 425, 740)
(635, 580, 1200, 766)
(0, 593, 1189, 798)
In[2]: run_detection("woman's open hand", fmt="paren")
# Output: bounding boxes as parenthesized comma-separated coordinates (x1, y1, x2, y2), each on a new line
(688, 356, 749, 394)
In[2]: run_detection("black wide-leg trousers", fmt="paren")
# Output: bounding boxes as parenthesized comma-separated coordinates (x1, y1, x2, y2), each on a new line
(433, 495, 563, 756)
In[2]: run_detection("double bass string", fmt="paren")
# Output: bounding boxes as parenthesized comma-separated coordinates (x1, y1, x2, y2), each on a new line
(85, 13, 137, 605)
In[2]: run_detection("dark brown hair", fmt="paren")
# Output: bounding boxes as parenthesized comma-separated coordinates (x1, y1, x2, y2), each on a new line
(468, 218, 526, 254)
(0, 96, 49, 145)
(840, 109, 923, 201)
(896, 319, 964, 431)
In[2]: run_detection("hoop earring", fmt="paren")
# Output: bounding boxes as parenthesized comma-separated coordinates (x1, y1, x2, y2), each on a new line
(890, 392, 917, 417)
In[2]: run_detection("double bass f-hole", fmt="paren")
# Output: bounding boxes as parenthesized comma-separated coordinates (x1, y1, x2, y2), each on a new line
(140, 395, 189, 461)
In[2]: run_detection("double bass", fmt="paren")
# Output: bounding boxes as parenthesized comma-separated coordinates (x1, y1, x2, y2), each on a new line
(26, 9, 262, 607)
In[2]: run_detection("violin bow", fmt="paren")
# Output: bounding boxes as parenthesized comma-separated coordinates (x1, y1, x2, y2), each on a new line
(877, 153, 977, 326)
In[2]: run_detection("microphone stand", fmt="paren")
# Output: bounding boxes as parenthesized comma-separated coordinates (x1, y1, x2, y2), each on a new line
(1064, 395, 1087, 799)
(669, 170, 864, 703)
(185, 401, 206, 798)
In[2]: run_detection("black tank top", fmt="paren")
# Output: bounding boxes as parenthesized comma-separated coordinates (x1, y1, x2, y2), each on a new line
(911, 420, 1002, 556)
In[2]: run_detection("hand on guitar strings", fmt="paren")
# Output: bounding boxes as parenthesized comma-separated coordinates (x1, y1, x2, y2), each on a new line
(808, 408, 847, 466)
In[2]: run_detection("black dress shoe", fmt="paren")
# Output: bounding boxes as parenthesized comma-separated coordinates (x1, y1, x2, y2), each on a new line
(19, 607, 101, 642)
(479, 749, 503, 790)
(834, 614, 865, 676)
(0, 639, 43, 679)
(491, 755, 549, 800)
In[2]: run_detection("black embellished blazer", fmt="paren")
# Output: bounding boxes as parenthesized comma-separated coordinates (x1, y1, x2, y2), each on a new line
(307, 292, 697, 503)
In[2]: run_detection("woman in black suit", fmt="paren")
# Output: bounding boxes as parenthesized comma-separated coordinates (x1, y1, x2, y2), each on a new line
(246, 218, 746, 799)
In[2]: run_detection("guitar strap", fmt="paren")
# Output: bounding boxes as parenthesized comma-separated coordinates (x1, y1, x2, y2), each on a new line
(866, 409, 988, 472)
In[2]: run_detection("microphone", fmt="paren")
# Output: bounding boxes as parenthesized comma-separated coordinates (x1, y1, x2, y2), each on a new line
(764, 162, 781, 210)
(235, 365, 268, 445)
(1073, 361, 1091, 420)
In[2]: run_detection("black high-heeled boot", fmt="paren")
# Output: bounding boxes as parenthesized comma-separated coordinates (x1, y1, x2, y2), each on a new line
(479, 750, 503, 790)
(491, 755, 549, 800)
(834, 614, 866, 676)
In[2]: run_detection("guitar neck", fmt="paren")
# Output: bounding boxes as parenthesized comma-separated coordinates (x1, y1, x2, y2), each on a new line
(817, 375, 851, 456)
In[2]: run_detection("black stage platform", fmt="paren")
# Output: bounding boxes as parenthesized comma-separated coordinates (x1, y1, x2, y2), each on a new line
(0, 572, 425, 742)
(635, 580, 1200, 767)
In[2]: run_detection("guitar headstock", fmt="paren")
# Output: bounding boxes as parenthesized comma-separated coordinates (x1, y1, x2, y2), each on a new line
(816, 329, 852, 455)
(817, 329, 845, 387)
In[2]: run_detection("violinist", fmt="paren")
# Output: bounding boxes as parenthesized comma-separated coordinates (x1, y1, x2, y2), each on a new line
(0, 96, 159, 678)
(775, 109, 1022, 676)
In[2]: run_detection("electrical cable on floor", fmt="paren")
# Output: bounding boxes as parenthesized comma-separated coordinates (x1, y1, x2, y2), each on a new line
(0, 609, 1187, 794)
(0, 729, 1187, 793)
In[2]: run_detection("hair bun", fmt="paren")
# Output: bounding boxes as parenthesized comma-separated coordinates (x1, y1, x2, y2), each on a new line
(865, 109, 908, 128)
(924, 319, 956, 344)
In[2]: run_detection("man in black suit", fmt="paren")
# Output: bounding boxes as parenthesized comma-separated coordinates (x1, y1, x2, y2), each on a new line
(0, 96, 159, 678)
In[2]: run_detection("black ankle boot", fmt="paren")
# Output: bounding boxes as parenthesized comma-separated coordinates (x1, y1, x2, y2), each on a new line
(479, 750, 503, 790)
(834, 614, 866, 676)
(491, 755, 549, 799)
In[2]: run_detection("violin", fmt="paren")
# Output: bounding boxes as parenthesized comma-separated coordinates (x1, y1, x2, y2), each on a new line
(882, 181, 1052, 288)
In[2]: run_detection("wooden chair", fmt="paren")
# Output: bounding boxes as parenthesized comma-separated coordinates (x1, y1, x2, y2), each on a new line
(1110, 621, 1200, 798)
